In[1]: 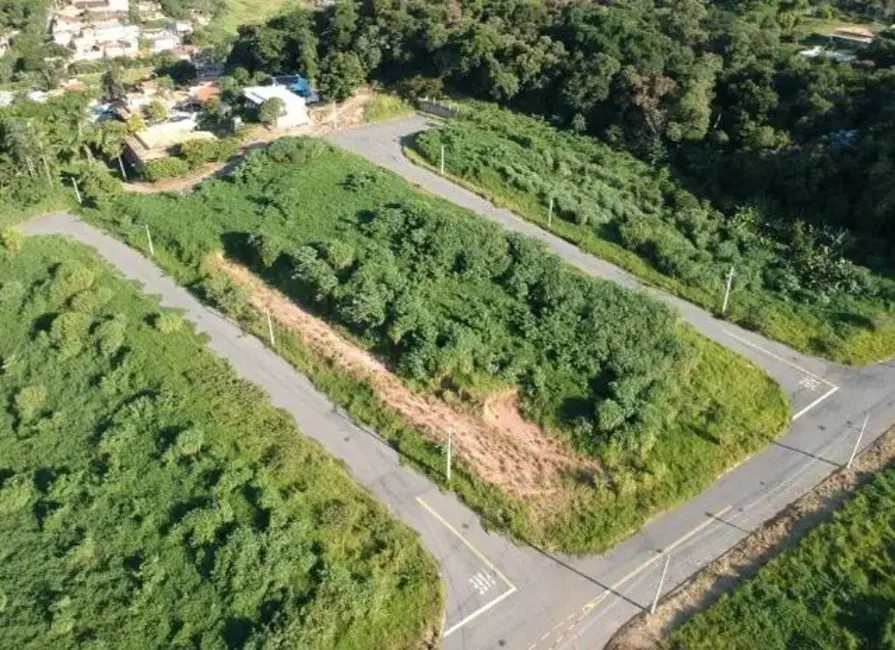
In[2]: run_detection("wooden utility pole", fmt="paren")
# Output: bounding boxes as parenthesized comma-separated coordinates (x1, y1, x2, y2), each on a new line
(440, 145, 445, 175)
(266, 308, 276, 347)
(548, 196, 554, 227)
(70, 177, 82, 204)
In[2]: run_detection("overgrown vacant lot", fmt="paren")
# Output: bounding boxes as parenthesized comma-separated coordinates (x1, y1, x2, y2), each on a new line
(90, 138, 788, 553)
(410, 104, 895, 364)
(668, 464, 895, 649)
(0, 236, 441, 649)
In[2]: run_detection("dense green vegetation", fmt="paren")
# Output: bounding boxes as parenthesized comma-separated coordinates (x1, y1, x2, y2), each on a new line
(86, 137, 788, 552)
(668, 463, 895, 649)
(0, 234, 442, 649)
(411, 105, 895, 363)
(219, 0, 895, 363)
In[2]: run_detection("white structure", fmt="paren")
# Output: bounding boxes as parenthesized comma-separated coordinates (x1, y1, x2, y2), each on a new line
(73, 0, 130, 14)
(243, 85, 309, 128)
(142, 28, 180, 52)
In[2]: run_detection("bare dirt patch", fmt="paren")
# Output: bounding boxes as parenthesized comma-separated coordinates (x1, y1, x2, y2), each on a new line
(214, 255, 598, 501)
(607, 424, 895, 650)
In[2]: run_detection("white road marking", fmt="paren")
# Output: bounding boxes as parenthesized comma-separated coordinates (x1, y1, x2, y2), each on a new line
(792, 385, 840, 421)
(416, 497, 517, 638)
(722, 328, 839, 420)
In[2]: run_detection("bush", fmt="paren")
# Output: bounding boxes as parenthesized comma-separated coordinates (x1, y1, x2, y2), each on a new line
(50, 312, 93, 358)
(70, 287, 114, 313)
(94, 317, 126, 356)
(0, 227, 22, 259)
(77, 164, 122, 208)
(154, 312, 183, 333)
(143, 157, 191, 182)
(48, 261, 95, 306)
(202, 272, 251, 317)
(13, 385, 46, 422)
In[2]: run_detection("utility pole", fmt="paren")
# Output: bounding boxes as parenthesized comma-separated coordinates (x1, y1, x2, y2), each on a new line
(117, 155, 127, 180)
(70, 177, 82, 205)
(721, 265, 735, 315)
(651, 554, 671, 615)
(440, 145, 445, 175)
(847, 413, 869, 469)
(446, 428, 452, 482)
(548, 196, 554, 227)
(266, 308, 275, 347)
(144, 224, 155, 257)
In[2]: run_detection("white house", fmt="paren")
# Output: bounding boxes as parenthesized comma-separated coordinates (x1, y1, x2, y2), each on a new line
(142, 28, 180, 52)
(243, 85, 309, 128)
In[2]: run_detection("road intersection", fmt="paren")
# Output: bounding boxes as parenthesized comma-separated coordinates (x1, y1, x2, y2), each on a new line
(26, 117, 895, 648)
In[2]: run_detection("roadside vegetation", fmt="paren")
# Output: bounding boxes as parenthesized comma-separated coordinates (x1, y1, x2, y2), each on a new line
(411, 105, 895, 364)
(85, 138, 789, 552)
(668, 462, 895, 649)
(0, 234, 442, 649)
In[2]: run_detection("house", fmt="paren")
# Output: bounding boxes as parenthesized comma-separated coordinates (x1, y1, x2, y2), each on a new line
(243, 85, 310, 128)
(123, 116, 214, 171)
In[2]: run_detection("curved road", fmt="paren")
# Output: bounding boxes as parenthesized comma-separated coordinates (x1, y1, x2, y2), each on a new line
(26, 127, 895, 650)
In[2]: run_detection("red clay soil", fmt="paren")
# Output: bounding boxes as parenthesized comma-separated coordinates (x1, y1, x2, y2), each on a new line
(214, 255, 599, 501)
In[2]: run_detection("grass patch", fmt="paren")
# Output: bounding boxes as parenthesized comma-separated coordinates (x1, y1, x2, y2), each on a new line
(363, 94, 415, 123)
(85, 137, 789, 553)
(408, 103, 895, 364)
(0, 235, 442, 649)
(0, 189, 77, 228)
(207, 0, 302, 36)
(668, 462, 895, 649)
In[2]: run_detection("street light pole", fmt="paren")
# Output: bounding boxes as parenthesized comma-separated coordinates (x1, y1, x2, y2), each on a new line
(440, 145, 445, 175)
(70, 177, 82, 204)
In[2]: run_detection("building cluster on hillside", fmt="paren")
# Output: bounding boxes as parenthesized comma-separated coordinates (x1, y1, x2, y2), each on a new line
(49, 0, 194, 62)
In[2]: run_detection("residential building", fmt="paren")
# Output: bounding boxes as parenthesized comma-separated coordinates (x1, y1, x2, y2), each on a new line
(243, 85, 310, 128)
(73, 0, 130, 14)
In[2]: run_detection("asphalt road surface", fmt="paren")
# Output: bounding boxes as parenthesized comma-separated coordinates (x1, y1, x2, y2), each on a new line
(26, 138, 895, 650)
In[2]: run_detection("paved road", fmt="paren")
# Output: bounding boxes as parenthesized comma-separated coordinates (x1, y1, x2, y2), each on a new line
(26, 175, 895, 650)
(325, 118, 895, 648)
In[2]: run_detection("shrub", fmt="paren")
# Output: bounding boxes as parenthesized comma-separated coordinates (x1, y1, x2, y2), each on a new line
(50, 312, 93, 358)
(143, 157, 191, 182)
(202, 272, 251, 317)
(0, 227, 22, 260)
(77, 164, 123, 208)
(14, 385, 46, 422)
(0, 474, 34, 514)
(179, 139, 220, 168)
(154, 312, 183, 333)
(94, 317, 126, 357)
(48, 261, 95, 306)
(70, 287, 114, 313)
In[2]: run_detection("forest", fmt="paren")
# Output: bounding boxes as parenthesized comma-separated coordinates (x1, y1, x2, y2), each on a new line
(0, 234, 442, 649)
(410, 104, 895, 362)
(669, 462, 895, 649)
(86, 137, 789, 551)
